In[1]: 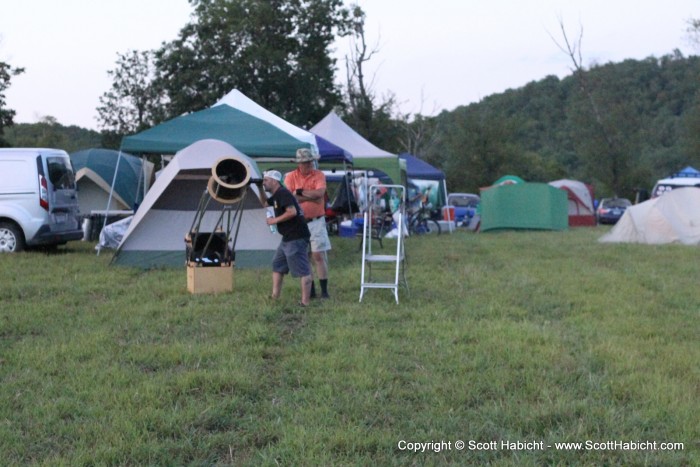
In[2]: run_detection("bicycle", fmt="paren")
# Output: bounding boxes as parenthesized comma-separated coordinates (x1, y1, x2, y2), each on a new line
(407, 205, 441, 236)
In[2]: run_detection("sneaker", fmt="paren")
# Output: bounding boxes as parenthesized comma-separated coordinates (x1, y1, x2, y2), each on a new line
(321, 292, 330, 299)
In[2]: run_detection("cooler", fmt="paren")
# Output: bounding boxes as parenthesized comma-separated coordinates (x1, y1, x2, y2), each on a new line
(339, 220, 358, 237)
(442, 206, 455, 221)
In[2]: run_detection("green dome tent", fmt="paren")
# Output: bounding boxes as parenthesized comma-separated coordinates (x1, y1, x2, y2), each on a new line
(493, 174, 525, 186)
(70, 148, 153, 213)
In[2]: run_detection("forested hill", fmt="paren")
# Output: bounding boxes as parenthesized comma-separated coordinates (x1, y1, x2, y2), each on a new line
(424, 52, 700, 198)
(3, 120, 102, 154)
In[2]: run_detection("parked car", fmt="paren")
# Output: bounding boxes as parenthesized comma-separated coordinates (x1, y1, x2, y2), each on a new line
(596, 197, 631, 225)
(446, 193, 480, 226)
(0, 148, 83, 252)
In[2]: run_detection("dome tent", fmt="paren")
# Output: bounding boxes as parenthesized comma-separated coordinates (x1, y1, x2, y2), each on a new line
(549, 179, 596, 227)
(111, 139, 276, 269)
(70, 148, 153, 213)
(494, 174, 525, 186)
(599, 187, 700, 245)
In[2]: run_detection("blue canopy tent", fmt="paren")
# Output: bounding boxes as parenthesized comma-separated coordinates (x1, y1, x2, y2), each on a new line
(672, 166, 700, 178)
(399, 152, 448, 208)
(315, 135, 353, 164)
(399, 153, 444, 181)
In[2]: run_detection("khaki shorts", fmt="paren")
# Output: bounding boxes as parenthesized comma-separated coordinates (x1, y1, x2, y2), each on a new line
(307, 217, 332, 252)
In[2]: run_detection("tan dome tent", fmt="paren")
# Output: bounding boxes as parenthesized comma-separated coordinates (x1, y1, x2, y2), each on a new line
(599, 187, 700, 245)
(111, 140, 276, 269)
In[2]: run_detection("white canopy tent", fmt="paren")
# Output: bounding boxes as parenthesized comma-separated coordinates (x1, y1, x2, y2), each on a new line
(311, 112, 402, 184)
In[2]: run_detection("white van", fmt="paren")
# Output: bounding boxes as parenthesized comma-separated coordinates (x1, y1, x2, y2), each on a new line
(0, 148, 83, 252)
(651, 166, 700, 198)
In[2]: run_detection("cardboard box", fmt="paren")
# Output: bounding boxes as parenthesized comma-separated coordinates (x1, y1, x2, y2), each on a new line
(186, 262, 233, 294)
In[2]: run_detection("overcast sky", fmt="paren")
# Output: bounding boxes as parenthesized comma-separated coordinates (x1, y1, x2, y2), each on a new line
(1, 0, 697, 131)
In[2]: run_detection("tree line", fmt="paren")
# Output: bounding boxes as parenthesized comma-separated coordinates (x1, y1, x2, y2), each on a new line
(96, 0, 359, 148)
(419, 52, 700, 199)
(2, 2, 700, 200)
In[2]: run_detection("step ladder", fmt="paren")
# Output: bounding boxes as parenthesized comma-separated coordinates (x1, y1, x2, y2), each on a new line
(360, 185, 407, 304)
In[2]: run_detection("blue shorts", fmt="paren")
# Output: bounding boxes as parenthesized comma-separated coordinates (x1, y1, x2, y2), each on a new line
(272, 239, 311, 277)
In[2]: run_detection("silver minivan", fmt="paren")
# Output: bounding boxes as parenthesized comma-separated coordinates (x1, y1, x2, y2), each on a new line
(0, 148, 83, 252)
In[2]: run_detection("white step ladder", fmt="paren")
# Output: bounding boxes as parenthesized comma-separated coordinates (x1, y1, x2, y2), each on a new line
(360, 185, 407, 304)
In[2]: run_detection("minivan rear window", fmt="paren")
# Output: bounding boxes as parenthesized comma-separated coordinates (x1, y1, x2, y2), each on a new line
(47, 157, 76, 190)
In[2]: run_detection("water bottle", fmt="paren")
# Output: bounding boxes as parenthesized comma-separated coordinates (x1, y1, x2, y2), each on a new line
(266, 207, 278, 233)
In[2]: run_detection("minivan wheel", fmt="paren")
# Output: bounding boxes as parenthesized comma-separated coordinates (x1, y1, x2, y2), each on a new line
(0, 222, 25, 253)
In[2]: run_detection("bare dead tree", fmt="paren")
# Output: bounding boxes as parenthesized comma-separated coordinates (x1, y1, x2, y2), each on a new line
(685, 18, 700, 50)
(549, 18, 608, 138)
(344, 5, 383, 136)
(396, 90, 441, 155)
(549, 17, 626, 190)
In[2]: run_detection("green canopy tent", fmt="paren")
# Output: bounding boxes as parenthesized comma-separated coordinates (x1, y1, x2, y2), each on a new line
(480, 182, 568, 232)
(121, 104, 315, 157)
(104, 90, 328, 243)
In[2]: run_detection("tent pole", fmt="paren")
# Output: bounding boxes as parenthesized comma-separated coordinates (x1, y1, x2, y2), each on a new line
(97, 148, 124, 255)
(443, 179, 453, 233)
(343, 161, 354, 218)
(134, 156, 145, 210)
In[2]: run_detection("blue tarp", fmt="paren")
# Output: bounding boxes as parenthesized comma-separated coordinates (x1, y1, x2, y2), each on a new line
(399, 153, 444, 181)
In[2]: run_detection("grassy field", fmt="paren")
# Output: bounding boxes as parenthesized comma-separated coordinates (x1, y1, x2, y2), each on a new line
(0, 227, 698, 465)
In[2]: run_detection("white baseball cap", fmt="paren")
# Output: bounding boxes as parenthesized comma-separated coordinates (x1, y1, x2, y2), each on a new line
(263, 170, 282, 182)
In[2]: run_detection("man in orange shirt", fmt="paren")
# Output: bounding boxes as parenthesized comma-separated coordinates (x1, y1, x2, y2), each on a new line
(284, 148, 331, 299)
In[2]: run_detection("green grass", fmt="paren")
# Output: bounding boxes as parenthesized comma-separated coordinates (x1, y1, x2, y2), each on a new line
(0, 228, 698, 465)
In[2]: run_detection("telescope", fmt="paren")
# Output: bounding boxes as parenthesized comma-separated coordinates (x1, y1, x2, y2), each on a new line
(207, 156, 256, 204)
(188, 154, 256, 265)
